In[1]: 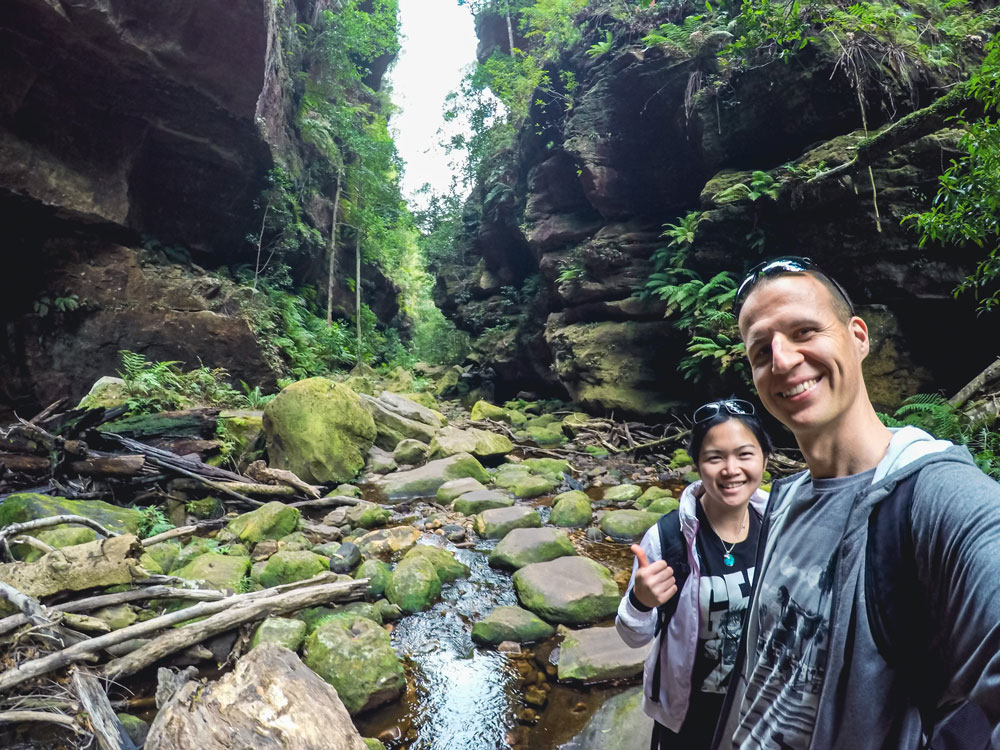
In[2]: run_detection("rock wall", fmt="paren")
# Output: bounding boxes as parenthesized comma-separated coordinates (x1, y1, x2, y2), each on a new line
(0, 0, 398, 414)
(437, 5, 996, 417)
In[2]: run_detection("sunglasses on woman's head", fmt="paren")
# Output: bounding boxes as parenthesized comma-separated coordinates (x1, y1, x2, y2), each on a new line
(693, 399, 756, 424)
(732, 256, 855, 319)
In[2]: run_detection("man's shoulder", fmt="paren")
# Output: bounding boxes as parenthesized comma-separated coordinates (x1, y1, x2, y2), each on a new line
(909, 450, 1000, 518)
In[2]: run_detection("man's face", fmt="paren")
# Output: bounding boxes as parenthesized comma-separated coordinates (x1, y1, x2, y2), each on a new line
(738, 274, 869, 437)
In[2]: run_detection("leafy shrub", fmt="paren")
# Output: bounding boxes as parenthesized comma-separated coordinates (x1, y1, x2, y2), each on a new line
(136, 506, 174, 539)
(118, 350, 243, 414)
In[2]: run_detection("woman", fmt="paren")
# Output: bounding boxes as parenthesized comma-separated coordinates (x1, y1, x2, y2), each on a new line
(616, 399, 773, 749)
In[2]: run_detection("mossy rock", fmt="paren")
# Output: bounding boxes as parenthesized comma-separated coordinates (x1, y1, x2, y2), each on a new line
(647, 497, 680, 515)
(256, 550, 329, 588)
(91, 604, 138, 631)
(683, 471, 701, 484)
(185, 496, 225, 520)
(560, 412, 592, 434)
(332, 484, 362, 498)
(474, 506, 542, 539)
(168, 537, 220, 571)
(669, 448, 694, 469)
(435, 477, 487, 503)
(511, 474, 559, 499)
(401, 391, 438, 410)
(77, 376, 127, 410)
(598, 510, 662, 542)
(373, 453, 489, 502)
(0, 494, 143, 536)
(216, 411, 265, 468)
(584, 445, 610, 457)
(453, 490, 514, 515)
(304, 616, 406, 715)
(251, 616, 308, 651)
(21, 525, 97, 562)
(116, 713, 149, 749)
(522, 458, 570, 478)
(346, 501, 392, 530)
(428, 425, 514, 460)
(513, 557, 620, 625)
(434, 367, 461, 397)
(354, 558, 392, 597)
(364, 739, 387, 750)
(385, 555, 442, 613)
(142, 540, 182, 575)
(549, 491, 593, 528)
(172, 552, 251, 592)
(470, 400, 526, 426)
(489, 527, 577, 570)
(602, 484, 642, 503)
(393, 438, 428, 465)
(225, 502, 300, 543)
(634, 486, 673, 509)
(520, 424, 566, 447)
(263, 377, 377, 484)
(471, 605, 556, 645)
(402, 545, 469, 584)
(493, 464, 533, 489)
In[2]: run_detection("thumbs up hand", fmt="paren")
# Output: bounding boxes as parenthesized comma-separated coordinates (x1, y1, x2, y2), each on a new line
(630, 544, 678, 610)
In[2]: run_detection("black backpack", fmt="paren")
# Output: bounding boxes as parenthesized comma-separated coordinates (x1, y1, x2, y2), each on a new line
(647, 510, 691, 703)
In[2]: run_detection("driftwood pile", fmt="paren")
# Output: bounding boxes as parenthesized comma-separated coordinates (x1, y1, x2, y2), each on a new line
(0, 400, 367, 749)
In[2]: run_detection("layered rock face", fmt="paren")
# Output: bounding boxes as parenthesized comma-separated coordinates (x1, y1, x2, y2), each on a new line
(438, 7, 994, 416)
(0, 0, 397, 414)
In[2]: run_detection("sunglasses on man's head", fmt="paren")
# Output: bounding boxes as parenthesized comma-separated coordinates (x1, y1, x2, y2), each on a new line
(693, 399, 756, 425)
(732, 256, 855, 319)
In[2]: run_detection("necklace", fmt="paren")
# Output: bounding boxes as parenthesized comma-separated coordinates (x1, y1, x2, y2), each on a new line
(718, 510, 748, 567)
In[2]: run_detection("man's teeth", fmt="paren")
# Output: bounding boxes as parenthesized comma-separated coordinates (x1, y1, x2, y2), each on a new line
(782, 379, 817, 398)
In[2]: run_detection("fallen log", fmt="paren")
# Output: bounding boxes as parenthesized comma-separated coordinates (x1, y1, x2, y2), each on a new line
(103, 579, 370, 680)
(245, 461, 321, 498)
(67, 455, 146, 478)
(0, 573, 361, 693)
(288, 495, 360, 509)
(71, 668, 138, 750)
(141, 519, 226, 547)
(949, 357, 1000, 409)
(0, 454, 51, 473)
(0, 534, 144, 600)
(97, 408, 220, 440)
(170, 478, 296, 497)
(0, 709, 80, 732)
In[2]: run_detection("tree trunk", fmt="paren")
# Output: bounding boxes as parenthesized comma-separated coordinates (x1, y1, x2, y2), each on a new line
(355, 185, 363, 363)
(327, 166, 343, 325)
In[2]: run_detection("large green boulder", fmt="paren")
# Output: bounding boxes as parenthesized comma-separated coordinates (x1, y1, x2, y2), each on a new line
(556, 624, 651, 682)
(385, 555, 442, 613)
(435, 477, 487, 503)
(402, 545, 469, 583)
(373, 453, 489, 502)
(172, 552, 251, 592)
(470, 400, 525, 426)
(304, 616, 406, 715)
(489, 527, 577, 570)
(263, 378, 377, 484)
(22, 525, 97, 562)
(474, 506, 542, 539)
(511, 474, 559, 499)
(598, 510, 661, 542)
(140, 540, 181, 575)
(634, 486, 674, 509)
(471, 605, 556, 646)
(428, 425, 514, 460)
(251, 617, 308, 651)
(452, 490, 514, 515)
(361, 394, 439, 450)
(354, 559, 392, 597)
(550, 490, 593, 528)
(225, 502, 300, 543)
(255, 550, 329, 588)
(0, 494, 143, 535)
(513, 557, 620, 625)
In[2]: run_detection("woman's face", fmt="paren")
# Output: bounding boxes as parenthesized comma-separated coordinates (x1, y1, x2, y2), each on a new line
(697, 419, 766, 511)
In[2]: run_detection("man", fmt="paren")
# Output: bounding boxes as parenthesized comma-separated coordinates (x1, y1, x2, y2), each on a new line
(712, 257, 1000, 749)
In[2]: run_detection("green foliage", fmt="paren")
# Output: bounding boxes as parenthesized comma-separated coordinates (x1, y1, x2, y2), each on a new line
(907, 39, 1000, 313)
(587, 30, 614, 58)
(135, 506, 174, 539)
(722, 0, 810, 66)
(117, 350, 243, 414)
(556, 261, 586, 283)
(642, 15, 712, 54)
(519, 0, 588, 58)
(879, 394, 1000, 478)
(240, 381, 276, 409)
(33, 293, 81, 317)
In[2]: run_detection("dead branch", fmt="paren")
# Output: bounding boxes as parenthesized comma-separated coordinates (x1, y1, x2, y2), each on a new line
(102, 578, 369, 680)
(950, 357, 1000, 409)
(288, 495, 361, 509)
(141, 519, 226, 547)
(170, 478, 297, 497)
(0, 580, 50, 627)
(245, 461, 321, 498)
(10, 536, 55, 556)
(0, 515, 119, 552)
(67, 455, 146, 478)
(0, 709, 81, 731)
(71, 668, 138, 750)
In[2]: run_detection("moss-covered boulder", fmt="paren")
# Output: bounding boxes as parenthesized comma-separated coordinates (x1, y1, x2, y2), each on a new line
(550, 491, 594, 528)
(598, 510, 662, 542)
(489, 527, 577, 570)
(520, 423, 566, 447)
(217, 410, 265, 468)
(392, 438, 428, 465)
(511, 474, 560, 499)
(385, 555, 442, 613)
(251, 616, 308, 651)
(556, 624, 650, 682)
(470, 400, 526, 426)
(373, 453, 489, 502)
(669, 448, 694, 469)
(354, 558, 392, 597)
(513, 557, 620, 625)
(428, 425, 514, 460)
(255, 550, 329, 588)
(634, 486, 674, 509)
(173, 552, 251, 592)
(452, 490, 514, 515)
(561, 686, 653, 749)
(402, 545, 469, 583)
(647, 497, 680, 515)
(471, 605, 557, 646)
(493, 464, 533, 489)
(345, 501, 392, 530)
(602, 484, 642, 503)
(225, 502, 300, 543)
(521, 458, 570, 478)
(277, 531, 314, 552)
(355, 526, 421, 561)
(435, 477, 488, 503)
(77, 376, 127, 410)
(185, 496, 225, 520)
(140, 540, 182, 575)
(304, 616, 406, 715)
(91, 604, 138, 631)
(474, 506, 542, 539)
(21, 525, 98, 562)
(362, 394, 440, 450)
(0, 494, 143, 535)
(263, 378, 377, 484)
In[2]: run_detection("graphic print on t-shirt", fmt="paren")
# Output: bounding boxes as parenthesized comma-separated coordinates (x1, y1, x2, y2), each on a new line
(697, 567, 755, 693)
(733, 552, 836, 748)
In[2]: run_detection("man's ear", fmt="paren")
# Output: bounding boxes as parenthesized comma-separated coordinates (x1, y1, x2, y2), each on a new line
(849, 316, 870, 360)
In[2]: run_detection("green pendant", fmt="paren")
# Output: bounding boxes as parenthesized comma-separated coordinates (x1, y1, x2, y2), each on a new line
(723, 553, 735, 567)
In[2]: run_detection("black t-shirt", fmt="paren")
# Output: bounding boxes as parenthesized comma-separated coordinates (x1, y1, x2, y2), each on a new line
(691, 500, 762, 694)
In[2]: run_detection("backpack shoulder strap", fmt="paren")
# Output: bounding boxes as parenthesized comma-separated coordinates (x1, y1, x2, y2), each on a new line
(654, 509, 691, 631)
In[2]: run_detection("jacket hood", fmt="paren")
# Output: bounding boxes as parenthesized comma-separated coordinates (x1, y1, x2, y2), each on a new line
(872, 425, 975, 485)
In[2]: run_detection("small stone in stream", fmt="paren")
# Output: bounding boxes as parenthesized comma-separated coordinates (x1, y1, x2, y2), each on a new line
(375, 599, 403, 622)
(498, 641, 522, 654)
(328, 541, 361, 573)
(524, 685, 548, 707)
(585, 528, 605, 542)
(251, 540, 278, 561)
(516, 708, 538, 725)
(333, 484, 362, 498)
(323, 508, 349, 526)
(445, 528, 466, 543)
(377, 726, 402, 743)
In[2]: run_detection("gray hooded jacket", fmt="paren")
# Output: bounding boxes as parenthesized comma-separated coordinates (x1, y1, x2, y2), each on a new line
(714, 426, 1000, 749)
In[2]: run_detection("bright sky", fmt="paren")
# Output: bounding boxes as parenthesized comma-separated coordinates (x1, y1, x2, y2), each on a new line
(387, 0, 479, 209)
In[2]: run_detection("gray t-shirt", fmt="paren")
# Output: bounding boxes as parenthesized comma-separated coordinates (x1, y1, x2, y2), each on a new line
(732, 469, 876, 750)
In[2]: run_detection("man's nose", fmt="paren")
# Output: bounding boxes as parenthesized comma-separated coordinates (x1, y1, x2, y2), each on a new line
(771, 335, 803, 373)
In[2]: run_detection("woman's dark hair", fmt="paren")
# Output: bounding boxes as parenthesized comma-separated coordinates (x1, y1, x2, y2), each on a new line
(687, 404, 774, 463)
